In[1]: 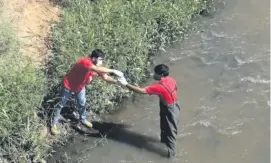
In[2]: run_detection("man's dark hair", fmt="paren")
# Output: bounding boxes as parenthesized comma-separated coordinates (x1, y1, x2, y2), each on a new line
(89, 49, 105, 58)
(154, 64, 169, 77)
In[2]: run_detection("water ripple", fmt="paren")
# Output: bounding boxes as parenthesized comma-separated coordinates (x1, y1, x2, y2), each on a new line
(241, 76, 270, 84)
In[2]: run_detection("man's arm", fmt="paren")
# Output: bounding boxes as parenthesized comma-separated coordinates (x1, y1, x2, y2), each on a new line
(126, 84, 147, 94)
(89, 65, 123, 77)
(89, 65, 112, 73)
(101, 74, 117, 84)
(117, 76, 147, 94)
(118, 77, 158, 95)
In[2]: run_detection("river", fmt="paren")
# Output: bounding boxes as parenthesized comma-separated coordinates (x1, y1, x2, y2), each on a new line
(47, 0, 270, 162)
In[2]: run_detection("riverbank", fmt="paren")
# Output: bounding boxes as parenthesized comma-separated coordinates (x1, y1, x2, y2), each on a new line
(48, 0, 269, 162)
(47, 0, 212, 114)
(0, 0, 60, 162)
(0, 0, 213, 162)
(45, 0, 217, 162)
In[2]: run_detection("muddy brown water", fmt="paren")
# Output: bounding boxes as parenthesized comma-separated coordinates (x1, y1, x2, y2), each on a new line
(47, 0, 270, 162)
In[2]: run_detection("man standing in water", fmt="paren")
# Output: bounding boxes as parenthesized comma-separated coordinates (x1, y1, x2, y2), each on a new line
(51, 49, 123, 135)
(118, 64, 180, 158)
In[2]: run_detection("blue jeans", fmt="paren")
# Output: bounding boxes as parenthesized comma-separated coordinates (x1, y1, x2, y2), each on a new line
(52, 87, 87, 125)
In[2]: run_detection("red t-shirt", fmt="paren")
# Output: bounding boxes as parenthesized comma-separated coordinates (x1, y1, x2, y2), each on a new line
(145, 77, 178, 104)
(63, 57, 105, 93)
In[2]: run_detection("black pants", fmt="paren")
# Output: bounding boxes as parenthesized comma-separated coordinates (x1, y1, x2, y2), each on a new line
(160, 101, 180, 157)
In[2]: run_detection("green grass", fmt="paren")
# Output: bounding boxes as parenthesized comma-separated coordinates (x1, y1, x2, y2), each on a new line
(0, 0, 213, 162)
(49, 0, 211, 113)
(0, 22, 50, 162)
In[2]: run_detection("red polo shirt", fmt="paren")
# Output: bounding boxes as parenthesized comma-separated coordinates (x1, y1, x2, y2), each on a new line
(145, 77, 178, 104)
(63, 57, 105, 93)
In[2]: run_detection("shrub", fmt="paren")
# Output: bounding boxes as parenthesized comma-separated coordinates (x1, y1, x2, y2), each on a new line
(0, 22, 49, 162)
(0, 0, 212, 162)
(49, 0, 209, 113)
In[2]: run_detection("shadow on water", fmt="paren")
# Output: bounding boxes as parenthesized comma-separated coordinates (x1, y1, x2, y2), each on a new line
(73, 120, 167, 158)
(42, 88, 169, 163)
(47, 119, 167, 162)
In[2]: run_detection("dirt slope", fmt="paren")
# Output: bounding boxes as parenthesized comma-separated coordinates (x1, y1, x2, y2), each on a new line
(1, 0, 60, 65)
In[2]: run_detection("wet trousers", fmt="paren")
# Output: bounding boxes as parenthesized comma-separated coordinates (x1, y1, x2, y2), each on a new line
(159, 101, 180, 158)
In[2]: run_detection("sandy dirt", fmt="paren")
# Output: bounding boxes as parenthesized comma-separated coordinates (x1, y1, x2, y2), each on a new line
(1, 0, 60, 65)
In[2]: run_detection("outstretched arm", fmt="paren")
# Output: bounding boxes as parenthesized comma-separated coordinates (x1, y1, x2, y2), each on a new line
(126, 84, 147, 94)
(89, 65, 111, 73)
(89, 65, 123, 77)
(100, 74, 118, 84)
(118, 77, 147, 94)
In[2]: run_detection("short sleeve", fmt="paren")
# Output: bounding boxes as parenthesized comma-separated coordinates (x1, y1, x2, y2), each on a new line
(82, 58, 94, 70)
(145, 83, 162, 95)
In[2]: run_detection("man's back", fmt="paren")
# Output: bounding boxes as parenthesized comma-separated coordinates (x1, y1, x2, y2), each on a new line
(64, 57, 94, 92)
(145, 76, 178, 105)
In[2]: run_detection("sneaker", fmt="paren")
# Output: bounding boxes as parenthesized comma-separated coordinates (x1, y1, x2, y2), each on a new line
(51, 124, 60, 135)
(81, 120, 93, 128)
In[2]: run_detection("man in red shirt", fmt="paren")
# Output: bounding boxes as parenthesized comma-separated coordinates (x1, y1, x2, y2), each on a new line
(51, 49, 124, 135)
(118, 64, 180, 158)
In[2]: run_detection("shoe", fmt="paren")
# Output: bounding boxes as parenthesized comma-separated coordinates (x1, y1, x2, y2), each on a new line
(51, 124, 60, 135)
(81, 120, 93, 128)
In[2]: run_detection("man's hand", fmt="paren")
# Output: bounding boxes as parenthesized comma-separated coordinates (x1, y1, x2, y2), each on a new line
(111, 70, 124, 78)
(117, 76, 147, 94)
(101, 74, 117, 84)
(117, 76, 128, 86)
